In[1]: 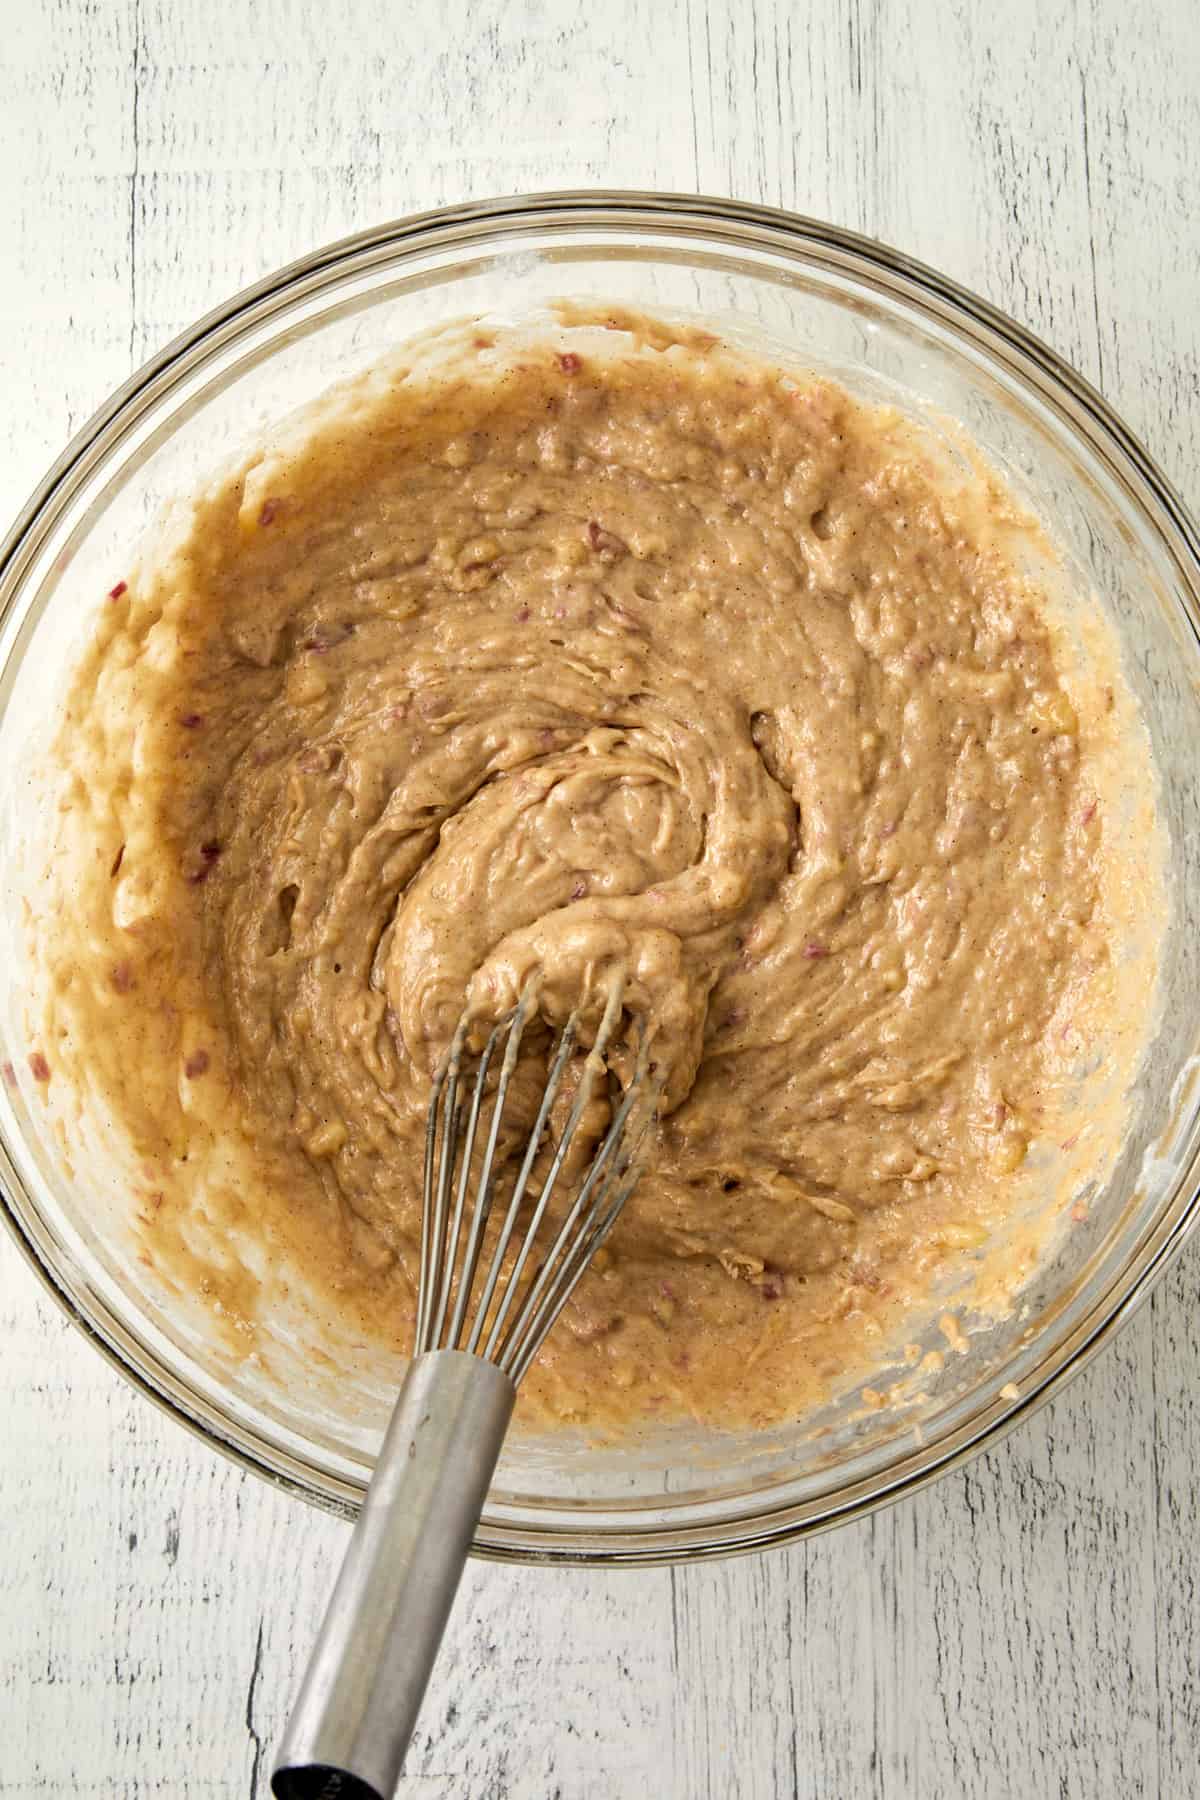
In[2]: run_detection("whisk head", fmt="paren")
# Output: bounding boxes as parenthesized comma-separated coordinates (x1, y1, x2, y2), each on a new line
(414, 985, 656, 1385)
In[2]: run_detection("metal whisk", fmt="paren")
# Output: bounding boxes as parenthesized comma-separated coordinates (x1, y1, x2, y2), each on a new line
(273, 986, 654, 1800)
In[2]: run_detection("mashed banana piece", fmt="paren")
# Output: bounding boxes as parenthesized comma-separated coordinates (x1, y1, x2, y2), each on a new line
(39, 307, 1150, 1429)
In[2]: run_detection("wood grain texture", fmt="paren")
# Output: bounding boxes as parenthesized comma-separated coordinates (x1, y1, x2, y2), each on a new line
(2, 1, 1199, 1795)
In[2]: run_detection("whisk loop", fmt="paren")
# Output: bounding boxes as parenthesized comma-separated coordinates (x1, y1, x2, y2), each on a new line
(417, 983, 654, 1380)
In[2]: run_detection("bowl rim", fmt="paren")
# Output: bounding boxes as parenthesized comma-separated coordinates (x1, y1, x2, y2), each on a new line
(3, 187, 1200, 1565)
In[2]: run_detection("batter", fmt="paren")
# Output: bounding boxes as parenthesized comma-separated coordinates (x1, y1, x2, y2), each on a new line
(36, 306, 1147, 1430)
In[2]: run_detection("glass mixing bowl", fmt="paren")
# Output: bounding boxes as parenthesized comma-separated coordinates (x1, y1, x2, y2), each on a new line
(2, 192, 1199, 1565)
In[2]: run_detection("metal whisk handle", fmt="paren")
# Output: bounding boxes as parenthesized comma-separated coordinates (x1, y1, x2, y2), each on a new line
(272, 1351, 515, 1800)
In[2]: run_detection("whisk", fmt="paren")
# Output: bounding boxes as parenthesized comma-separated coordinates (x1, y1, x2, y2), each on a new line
(272, 985, 654, 1800)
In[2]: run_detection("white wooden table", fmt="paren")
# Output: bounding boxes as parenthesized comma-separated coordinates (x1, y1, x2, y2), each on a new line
(3, 3, 1199, 1795)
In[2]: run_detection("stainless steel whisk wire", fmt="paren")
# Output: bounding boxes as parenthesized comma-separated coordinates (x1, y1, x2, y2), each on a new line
(273, 984, 656, 1800)
(418, 982, 651, 1375)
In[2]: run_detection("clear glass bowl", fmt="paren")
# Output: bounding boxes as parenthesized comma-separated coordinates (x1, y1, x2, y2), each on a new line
(2, 192, 1199, 1566)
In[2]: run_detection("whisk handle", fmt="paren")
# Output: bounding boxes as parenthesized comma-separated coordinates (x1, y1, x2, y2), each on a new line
(272, 1349, 516, 1800)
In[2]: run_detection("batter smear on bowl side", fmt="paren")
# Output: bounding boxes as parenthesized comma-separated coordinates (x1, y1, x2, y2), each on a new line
(38, 305, 1156, 1430)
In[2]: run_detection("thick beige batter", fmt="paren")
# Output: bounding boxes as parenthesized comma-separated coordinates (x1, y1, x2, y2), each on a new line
(35, 306, 1146, 1430)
